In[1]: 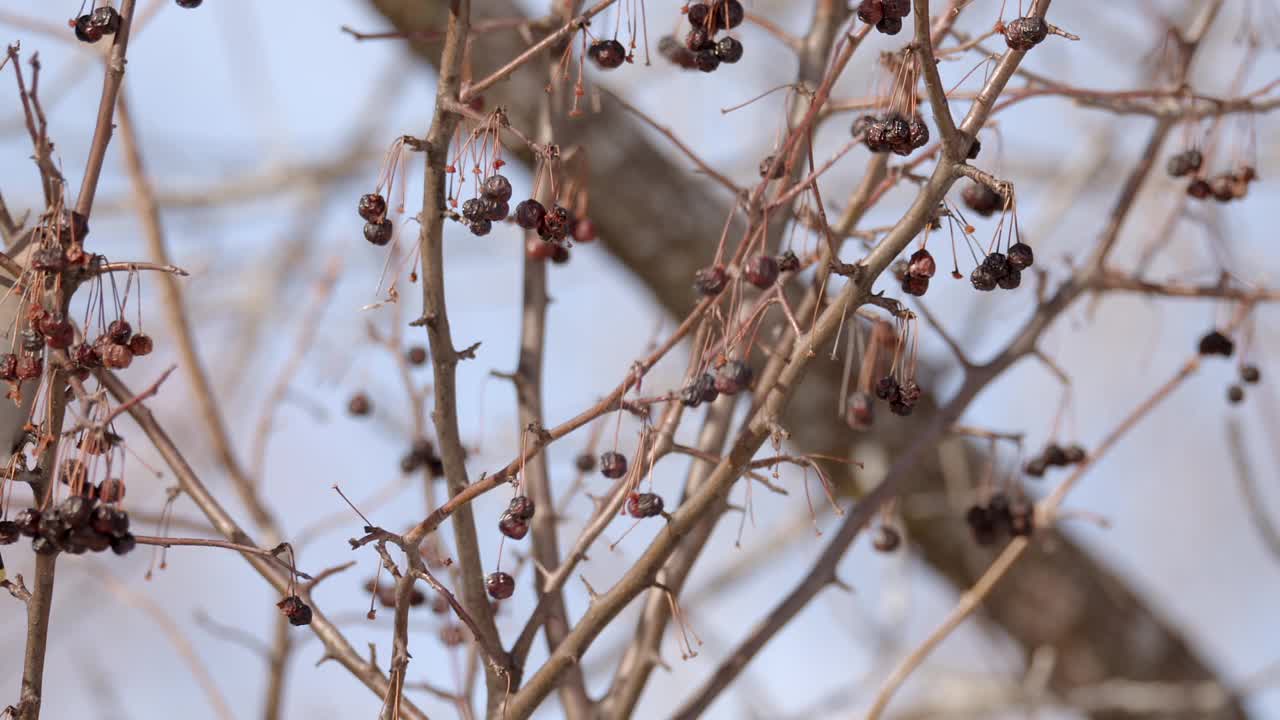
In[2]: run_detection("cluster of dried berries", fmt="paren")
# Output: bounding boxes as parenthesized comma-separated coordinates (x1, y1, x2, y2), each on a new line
(485, 570, 515, 599)
(3, 315, 151, 384)
(966, 492, 1034, 545)
(681, 1, 745, 73)
(1226, 363, 1262, 405)
(1003, 16, 1049, 51)
(873, 375, 922, 416)
(3, 493, 134, 557)
(399, 438, 445, 478)
(970, 243, 1033, 292)
(854, 113, 929, 156)
(857, 0, 911, 35)
(900, 249, 936, 296)
(960, 182, 1004, 217)
(498, 494, 536, 540)
(515, 198, 568, 240)
(72, 6, 121, 43)
(364, 578, 426, 609)
(626, 492, 665, 518)
(358, 192, 393, 246)
(1197, 329, 1234, 357)
(1023, 443, 1086, 477)
(277, 595, 313, 626)
(459, 174, 512, 236)
(588, 39, 629, 70)
(1186, 165, 1257, 204)
(599, 450, 628, 479)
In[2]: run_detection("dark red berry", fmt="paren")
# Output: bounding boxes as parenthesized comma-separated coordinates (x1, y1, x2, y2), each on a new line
(461, 198, 485, 221)
(997, 268, 1022, 290)
(539, 205, 571, 241)
(364, 219, 393, 246)
(694, 49, 720, 73)
(91, 505, 130, 538)
(882, 0, 910, 18)
(874, 376, 900, 401)
(469, 218, 493, 236)
(1043, 444, 1068, 466)
(1198, 330, 1234, 357)
(626, 492, 665, 518)
(550, 244, 571, 264)
(589, 39, 627, 69)
(498, 511, 529, 540)
(876, 16, 903, 34)
(107, 320, 132, 345)
(856, 0, 884, 26)
(710, 0, 744, 29)
(526, 238, 557, 261)
(507, 495, 535, 521)
(680, 372, 719, 408)
(358, 193, 387, 221)
(73, 344, 102, 369)
(56, 495, 93, 530)
(129, 333, 154, 356)
(907, 249, 936, 278)
(90, 6, 121, 34)
(176, 0, 203, 7)
(686, 27, 714, 52)
(486, 571, 515, 599)
(407, 346, 428, 365)
(347, 393, 372, 417)
(970, 265, 997, 292)
(687, 3, 711, 26)
(1004, 16, 1049, 51)
(1062, 444, 1087, 464)
(515, 199, 547, 230)
(42, 318, 74, 349)
(32, 536, 60, 556)
(1186, 178, 1212, 200)
(277, 595, 313, 626)
(713, 360, 752, 395)
(694, 265, 728, 296)
(600, 451, 628, 479)
(0, 353, 16, 381)
(714, 36, 743, 64)
(101, 344, 133, 370)
(110, 532, 137, 556)
(1209, 175, 1235, 203)
(1227, 384, 1245, 404)
(961, 183, 1002, 217)
(74, 15, 103, 43)
(908, 116, 930, 149)
(1007, 242, 1034, 270)
(481, 174, 513, 203)
(575, 453, 596, 473)
(1241, 364, 1261, 384)
(901, 274, 929, 296)
(744, 255, 780, 289)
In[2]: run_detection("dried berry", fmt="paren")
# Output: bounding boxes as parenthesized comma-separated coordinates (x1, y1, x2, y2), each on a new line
(56, 495, 94, 530)
(277, 595, 313, 626)
(107, 320, 133, 345)
(714, 36, 743, 64)
(589, 39, 627, 69)
(600, 451, 628, 479)
(1186, 178, 1211, 200)
(507, 495, 536, 521)
(876, 15, 903, 35)
(347, 393, 372, 417)
(888, 399, 913, 416)
(960, 182, 1003, 217)
(908, 116, 930, 149)
(468, 218, 493, 237)
(90, 6, 122, 34)
(110, 532, 137, 556)
(176, 0, 203, 7)
(965, 505, 998, 546)
(1241, 364, 1261, 384)
(1007, 242, 1034, 270)
(997, 267, 1022, 290)
(485, 571, 515, 599)
(73, 343, 102, 369)
(856, 0, 884, 26)
(364, 219, 393, 246)
(1004, 16, 1048, 51)
(744, 254, 780, 289)
(713, 360, 753, 395)
(128, 333, 154, 356)
(1197, 330, 1234, 357)
(969, 265, 997, 292)
(882, 0, 910, 18)
(499, 510, 529, 540)
(461, 198, 485, 221)
(483, 198, 509, 222)
(686, 27, 714, 52)
(1166, 151, 1202, 178)
(874, 376, 900, 401)
(694, 265, 728, 296)
(882, 113, 911, 149)
(42, 317, 74, 350)
(16, 354, 43, 380)
(687, 3, 711, 26)
(14, 509, 41, 537)
(358, 193, 387, 221)
(1227, 384, 1245, 404)
(626, 492, 665, 518)
(901, 274, 929, 296)
(693, 49, 721, 73)
(0, 353, 16, 381)
(539, 205, 571, 241)
(872, 525, 901, 552)
(709, 0, 744, 30)
(0, 520, 18, 545)
(74, 14, 103, 43)
(101, 343, 133, 370)
(680, 372, 719, 408)
(481, 174, 513, 203)
(907, 249, 936, 278)
(91, 505, 130, 538)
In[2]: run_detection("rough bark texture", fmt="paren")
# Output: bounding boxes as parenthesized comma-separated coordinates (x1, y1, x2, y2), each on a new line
(366, 1, 1246, 717)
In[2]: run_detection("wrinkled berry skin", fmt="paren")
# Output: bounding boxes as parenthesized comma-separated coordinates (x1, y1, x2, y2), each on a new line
(74, 15, 103, 43)
(486, 571, 515, 599)
(498, 511, 529, 540)
(627, 492, 665, 518)
(515, 199, 547, 230)
(714, 36, 743, 64)
(694, 50, 720, 73)
(681, 373, 719, 408)
(358, 193, 387, 221)
(744, 255, 780, 289)
(364, 219, 393, 246)
(1004, 16, 1049, 51)
(970, 266, 997, 292)
(961, 183, 1003, 217)
(600, 451, 628, 479)
(277, 595, 313, 626)
(481, 174, 513, 203)
(1007, 242, 1034, 270)
(507, 495, 535, 520)
(693, 265, 728, 296)
(714, 361, 753, 395)
(589, 39, 627, 69)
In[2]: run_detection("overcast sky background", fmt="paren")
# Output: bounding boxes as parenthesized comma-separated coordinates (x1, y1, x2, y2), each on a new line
(1, 1, 1279, 718)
